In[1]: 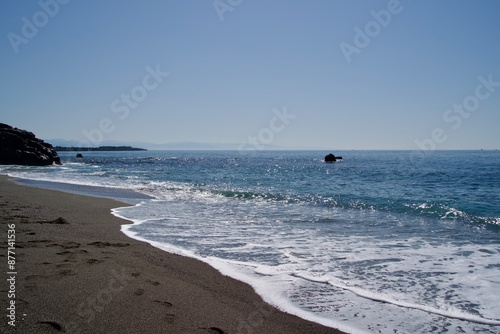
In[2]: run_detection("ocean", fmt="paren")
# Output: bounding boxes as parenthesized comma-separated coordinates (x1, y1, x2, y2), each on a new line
(2, 150, 499, 334)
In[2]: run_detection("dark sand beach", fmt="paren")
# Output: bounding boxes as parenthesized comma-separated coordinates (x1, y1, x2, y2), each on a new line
(0, 176, 345, 334)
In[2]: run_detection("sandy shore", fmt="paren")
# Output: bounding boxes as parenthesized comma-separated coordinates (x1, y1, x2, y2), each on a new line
(0, 176, 345, 334)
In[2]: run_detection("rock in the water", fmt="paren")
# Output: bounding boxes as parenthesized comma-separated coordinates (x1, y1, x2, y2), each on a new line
(324, 153, 342, 163)
(76, 153, 83, 158)
(0, 123, 62, 166)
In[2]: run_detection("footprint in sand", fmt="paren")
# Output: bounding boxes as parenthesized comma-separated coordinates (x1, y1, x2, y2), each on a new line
(55, 250, 71, 255)
(164, 313, 175, 324)
(200, 327, 227, 334)
(134, 288, 145, 296)
(39, 320, 64, 331)
(153, 300, 173, 307)
(60, 242, 80, 249)
(58, 269, 76, 276)
(86, 258, 101, 264)
(87, 241, 130, 248)
(16, 240, 51, 248)
(148, 280, 160, 286)
(36, 217, 69, 225)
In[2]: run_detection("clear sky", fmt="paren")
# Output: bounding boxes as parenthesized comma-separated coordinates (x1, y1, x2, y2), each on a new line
(1, 0, 499, 149)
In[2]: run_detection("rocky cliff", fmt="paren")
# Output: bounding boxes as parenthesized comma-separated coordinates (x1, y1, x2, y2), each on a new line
(0, 123, 61, 166)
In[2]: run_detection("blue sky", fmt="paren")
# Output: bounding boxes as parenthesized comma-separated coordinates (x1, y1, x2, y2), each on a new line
(1, 0, 499, 149)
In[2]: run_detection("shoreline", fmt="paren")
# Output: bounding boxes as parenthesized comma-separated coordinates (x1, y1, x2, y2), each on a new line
(0, 175, 346, 334)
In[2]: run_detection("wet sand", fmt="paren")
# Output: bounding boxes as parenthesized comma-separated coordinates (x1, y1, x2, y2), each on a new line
(0, 175, 345, 334)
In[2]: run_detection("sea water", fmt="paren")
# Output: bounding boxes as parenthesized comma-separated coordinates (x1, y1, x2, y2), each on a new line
(2, 150, 499, 334)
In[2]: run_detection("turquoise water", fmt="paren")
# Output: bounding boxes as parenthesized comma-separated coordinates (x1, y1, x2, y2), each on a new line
(3, 150, 500, 333)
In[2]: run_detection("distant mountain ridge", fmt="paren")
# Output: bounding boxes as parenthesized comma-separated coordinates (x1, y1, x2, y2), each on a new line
(47, 139, 291, 151)
(54, 146, 147, 152)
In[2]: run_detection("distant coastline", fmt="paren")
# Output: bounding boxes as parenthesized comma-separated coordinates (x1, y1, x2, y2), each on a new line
(54, 146, 147, 152)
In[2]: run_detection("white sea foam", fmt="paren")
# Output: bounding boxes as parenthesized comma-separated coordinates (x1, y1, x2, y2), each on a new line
(112, 197, 500, 334)
(114, 206, 368, 334)
(295, 272, 500, 326)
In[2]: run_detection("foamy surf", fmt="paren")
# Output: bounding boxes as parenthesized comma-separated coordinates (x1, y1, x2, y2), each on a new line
(294, 272, 500, 326)
(112, 196, 500, 334)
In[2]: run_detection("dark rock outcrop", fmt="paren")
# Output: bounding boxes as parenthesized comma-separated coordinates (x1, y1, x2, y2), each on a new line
(0, 123, 62, 166)
(324, 153, 342, 163)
